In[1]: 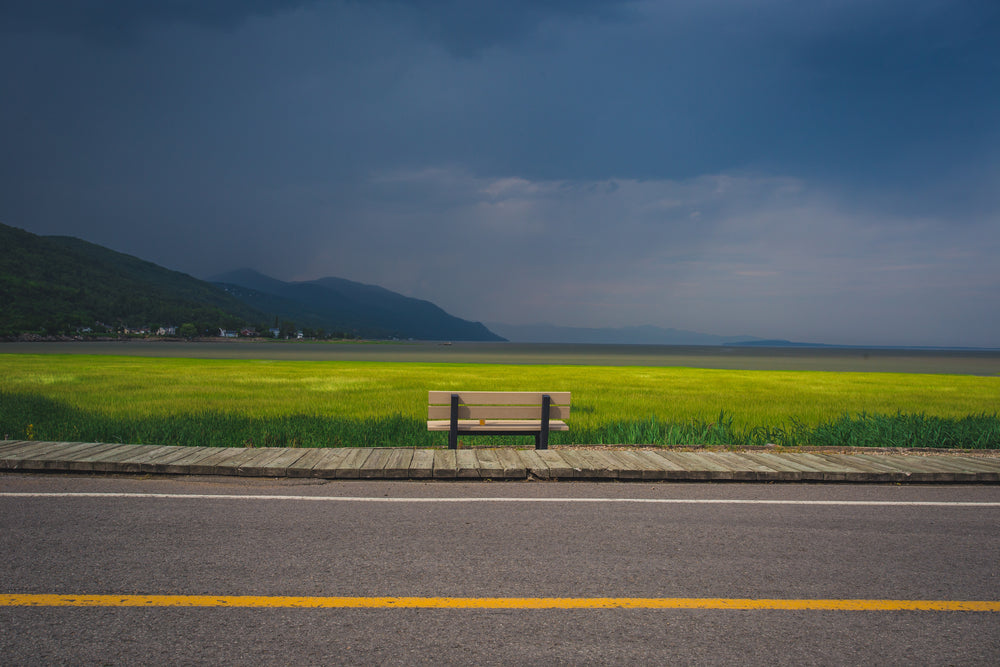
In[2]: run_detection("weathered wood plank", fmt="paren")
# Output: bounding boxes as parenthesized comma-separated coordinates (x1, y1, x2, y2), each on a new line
(817, 453, 911, 482)
(927, 455, 1000, 472)
(473, 448, 505, 479)
(408, 449, 435, 479)
(913, 455, 1000, 479)
(285, 447, 353, 478)
(135, 447, 214, 474)
(681, 452, 739, 480)
(649, 451, 718, 480)
(597, 450, 635, 477)
(233, 448, 289, 476)
(878, 453, 991, 481)
(133, 446, 209, 473)
(779, 453, 854, 481)
(118, 445, 183, 465)
(5, 442, 110, 468)
(20, 441, 110, 460)
(736, 452, 816, 480)
(0, 441, 63, 465)
(170, 447, 246, 475)
(334, 448, 376, 479)
(493, 448, 527, 479)
(808, 452, 881, 470)
(141, 446, 224, 474)
(573, 450, 621, 479)
(812, 452, 917, 481)
(58, 444, 148, 473)
(359, 448, 395, 479)
(381, 448, 414, 479)
(702, 452, 773, 480)
(851, 454, 952, 481)
(680, 452, 739, 480)
(455, 449, 481, 479)
(556, 450, 604, 479)
(891, 454, 995, 477)
(633, 451, 690, 479)
(534, 450, 575, 479)
(255, 448, 311, 477)
(96, 445, 190, 474)
(58, 444, 140, 471)
(0, 440, 34, 455)
(514, 449, 551, 479)
(432, 449, 457, 479)
(605, 450, 665, 480)
(950, 456, 1000, 471)
(682, 452, 756, 481)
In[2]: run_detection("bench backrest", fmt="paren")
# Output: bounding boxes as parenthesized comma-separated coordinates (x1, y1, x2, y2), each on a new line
(428, 391, 571, 421)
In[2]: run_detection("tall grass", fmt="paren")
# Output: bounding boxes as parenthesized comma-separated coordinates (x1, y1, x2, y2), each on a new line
(1, 353, 998, 448)
(4, 393, 997, 448)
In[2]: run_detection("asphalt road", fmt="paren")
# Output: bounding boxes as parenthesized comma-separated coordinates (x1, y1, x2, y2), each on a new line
(2, 474, 999, 665)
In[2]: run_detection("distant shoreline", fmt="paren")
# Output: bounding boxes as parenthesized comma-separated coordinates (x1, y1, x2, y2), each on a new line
(3, 335, 996, 353)
(2, 340, 999, 376)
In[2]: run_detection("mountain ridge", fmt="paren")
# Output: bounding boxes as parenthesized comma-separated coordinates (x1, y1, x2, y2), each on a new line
(210, 268, 504, 341)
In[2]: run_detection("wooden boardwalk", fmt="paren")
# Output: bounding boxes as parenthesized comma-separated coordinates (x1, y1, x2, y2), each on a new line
(2, 440, 999, 483)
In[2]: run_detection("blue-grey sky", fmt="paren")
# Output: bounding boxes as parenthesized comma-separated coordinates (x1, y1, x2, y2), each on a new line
(2, 0, 998, 347)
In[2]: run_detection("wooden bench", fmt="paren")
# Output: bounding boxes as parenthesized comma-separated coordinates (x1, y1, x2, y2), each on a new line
(428, 391, 571, 450)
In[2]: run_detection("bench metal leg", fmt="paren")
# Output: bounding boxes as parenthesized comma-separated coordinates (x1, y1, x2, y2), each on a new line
(538, 394, 551, 450)
(448, 393, 459, 449)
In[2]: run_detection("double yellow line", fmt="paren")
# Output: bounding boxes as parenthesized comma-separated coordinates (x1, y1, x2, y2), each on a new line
(2, 594, 998, 612)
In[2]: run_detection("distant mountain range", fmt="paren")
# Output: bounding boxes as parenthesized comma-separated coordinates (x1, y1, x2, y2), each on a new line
(486, 323, 768, 346)
(210, 269, 503, 341)
(0, 222, 501, 341)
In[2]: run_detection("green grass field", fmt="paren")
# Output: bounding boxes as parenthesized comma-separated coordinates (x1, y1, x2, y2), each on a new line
(2, 353, 998, 448)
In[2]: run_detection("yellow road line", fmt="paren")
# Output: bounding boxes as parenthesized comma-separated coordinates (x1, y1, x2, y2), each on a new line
(2, 594, 998, 611)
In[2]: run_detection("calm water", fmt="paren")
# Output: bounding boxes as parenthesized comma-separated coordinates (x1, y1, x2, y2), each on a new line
(2, 341, 999, 375)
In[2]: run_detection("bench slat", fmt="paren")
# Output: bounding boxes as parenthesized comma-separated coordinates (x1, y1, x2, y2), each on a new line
(428, 391, 570, 406)
(427, 405, 571, 420)
(427, 420, 570, 432)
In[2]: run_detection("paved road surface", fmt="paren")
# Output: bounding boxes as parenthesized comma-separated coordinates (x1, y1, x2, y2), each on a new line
(2, 474, 999, 665)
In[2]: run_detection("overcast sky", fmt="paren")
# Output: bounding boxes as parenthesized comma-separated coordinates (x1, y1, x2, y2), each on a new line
(2, 1, 998, 347)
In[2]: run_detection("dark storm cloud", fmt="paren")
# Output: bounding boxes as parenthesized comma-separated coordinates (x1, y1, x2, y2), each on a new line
(1, 0, 997, 346)
(397, 0, 629, 57)
(0, 1, 323, 41)
(0, 0, 624, 52)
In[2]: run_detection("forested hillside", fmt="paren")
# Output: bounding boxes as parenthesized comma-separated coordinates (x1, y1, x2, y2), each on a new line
(0, 223, 264, 336)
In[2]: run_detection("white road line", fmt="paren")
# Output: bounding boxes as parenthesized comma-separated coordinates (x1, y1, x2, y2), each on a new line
(1, 492, 999, 506)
